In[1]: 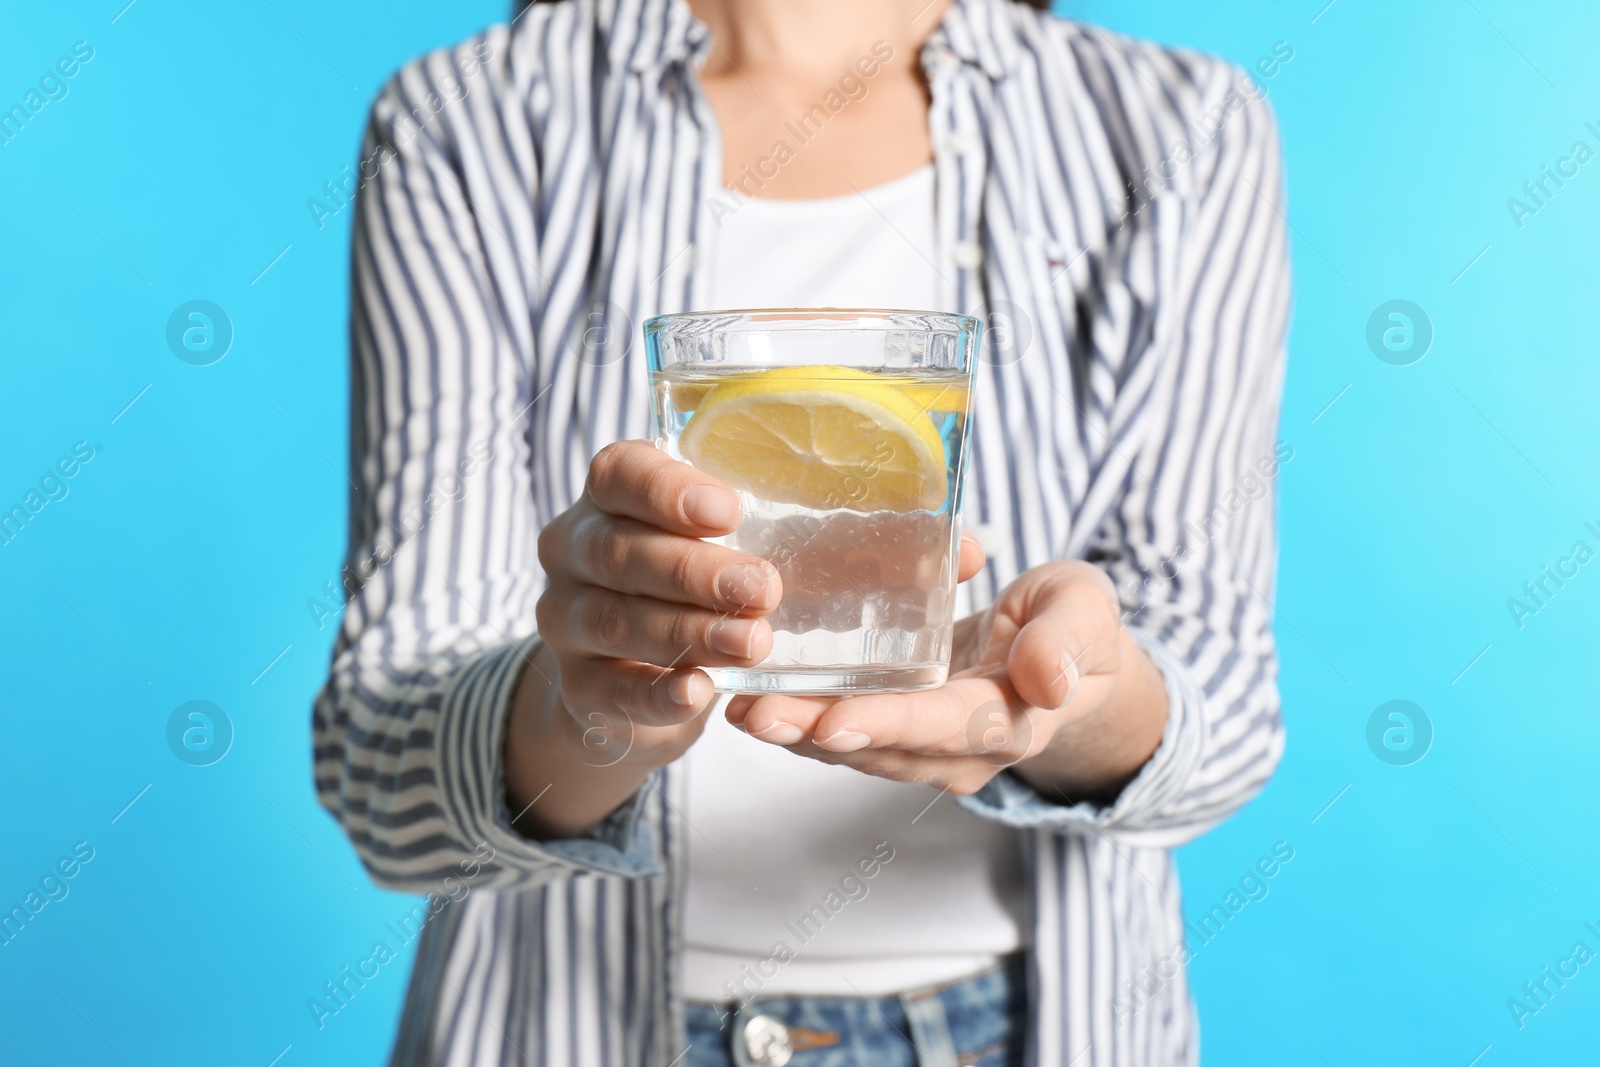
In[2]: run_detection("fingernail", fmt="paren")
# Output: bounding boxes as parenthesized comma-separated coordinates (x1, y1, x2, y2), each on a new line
(717, 563, 776, 608)
(1055, 651, 1082, 710)
(709, 617, 758, 658)
(817, 730, 872, 753)
(754, 722, 803, 745)
(665, 672, 701, 708)
(684, 485, 740, 529)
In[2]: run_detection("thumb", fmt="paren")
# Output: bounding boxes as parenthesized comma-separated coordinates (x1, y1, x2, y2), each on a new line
(1006, 572, 1122, 710)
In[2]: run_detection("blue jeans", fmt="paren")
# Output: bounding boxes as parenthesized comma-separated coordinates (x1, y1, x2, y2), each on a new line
(683, 954, 1028, 1067)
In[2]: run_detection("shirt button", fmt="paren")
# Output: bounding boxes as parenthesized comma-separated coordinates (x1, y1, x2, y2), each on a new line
(742, 1014, 793, 1067)
(952, 241, 983, 270)
(944, 129, 980, 156)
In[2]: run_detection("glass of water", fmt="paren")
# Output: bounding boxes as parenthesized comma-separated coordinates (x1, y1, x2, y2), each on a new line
(645, 309, 981, 695)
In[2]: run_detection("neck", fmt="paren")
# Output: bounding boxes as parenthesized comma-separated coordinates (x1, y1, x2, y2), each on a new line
(685, 0, 953, 81)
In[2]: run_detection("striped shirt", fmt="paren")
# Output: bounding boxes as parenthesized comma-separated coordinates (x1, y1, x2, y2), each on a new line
(311, 0, 1290, 1063)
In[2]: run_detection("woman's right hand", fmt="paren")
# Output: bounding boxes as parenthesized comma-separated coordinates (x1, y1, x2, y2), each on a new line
(505, 440, 781, 836)
(537, 438, 783, 744)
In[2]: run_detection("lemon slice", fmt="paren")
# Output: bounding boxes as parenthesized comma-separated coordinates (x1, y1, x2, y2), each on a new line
(680, 366, 948, 513)
(672, 377, 969, 415)
(898, 382, 970, 414)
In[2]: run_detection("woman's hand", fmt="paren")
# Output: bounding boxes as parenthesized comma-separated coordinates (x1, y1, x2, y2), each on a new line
(505, 439, 989, 838)
(535, 440, 782, 741)
(726, 560, 1170, 805)
(507, 440, 783, 836)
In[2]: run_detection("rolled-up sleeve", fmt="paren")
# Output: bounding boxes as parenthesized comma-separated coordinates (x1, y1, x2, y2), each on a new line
(960, 60, 1290, 849)
(311, 45, 657, 894)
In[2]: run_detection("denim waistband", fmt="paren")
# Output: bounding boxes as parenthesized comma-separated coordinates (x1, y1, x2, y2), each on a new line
(682, 953, 1028, 1067)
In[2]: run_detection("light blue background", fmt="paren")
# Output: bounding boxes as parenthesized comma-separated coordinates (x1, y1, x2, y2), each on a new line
(2, 1, 1596, 1064)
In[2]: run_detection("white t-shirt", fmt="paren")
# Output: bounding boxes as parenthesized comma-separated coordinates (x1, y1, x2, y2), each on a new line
(681, 164, 1027, 1001)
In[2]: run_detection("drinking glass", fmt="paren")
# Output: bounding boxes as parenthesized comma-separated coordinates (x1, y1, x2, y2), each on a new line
(645, 309, 981, 694)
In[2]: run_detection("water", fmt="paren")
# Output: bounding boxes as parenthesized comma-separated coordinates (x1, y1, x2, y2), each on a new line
(651, 364, 971, 694)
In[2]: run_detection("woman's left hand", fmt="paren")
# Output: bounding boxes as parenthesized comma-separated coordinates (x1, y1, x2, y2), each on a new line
(726, 560, 1170, 802)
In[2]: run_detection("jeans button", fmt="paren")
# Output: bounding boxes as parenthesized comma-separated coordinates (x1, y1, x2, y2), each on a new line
(742, 1013, 792, 1066)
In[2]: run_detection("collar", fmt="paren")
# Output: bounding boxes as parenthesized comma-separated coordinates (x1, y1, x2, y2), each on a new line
(926, 0, 1024, 81)
(598, 0, 1022, 80)
(599, 0, 711, 73)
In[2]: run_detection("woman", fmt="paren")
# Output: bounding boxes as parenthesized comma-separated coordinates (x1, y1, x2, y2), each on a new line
(313, 0, 1289, 1062)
